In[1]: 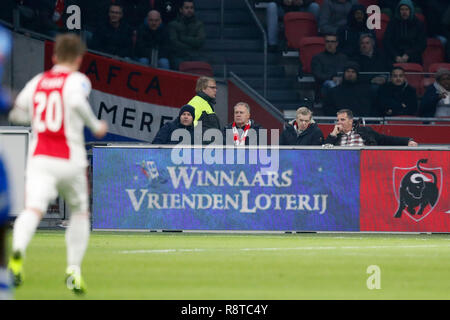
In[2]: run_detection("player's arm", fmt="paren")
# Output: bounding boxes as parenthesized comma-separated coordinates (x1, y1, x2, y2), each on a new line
(68, 73, 108, 139)
(8, 76, 39, 125)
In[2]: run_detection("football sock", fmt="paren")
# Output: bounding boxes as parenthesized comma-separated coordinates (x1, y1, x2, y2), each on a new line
(65, 213, 90, 269)
(12, 209, 41, 256)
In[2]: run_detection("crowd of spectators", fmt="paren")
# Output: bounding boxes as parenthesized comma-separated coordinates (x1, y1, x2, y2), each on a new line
(6, 0, 204, 71)
(2, 0, 450, 118)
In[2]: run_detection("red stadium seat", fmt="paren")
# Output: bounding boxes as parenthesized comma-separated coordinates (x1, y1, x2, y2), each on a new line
(283, 12, 318, 49)
(423, 63, 450, 88)
(298, 37, 325, 74)
(415, 12, 426, 30)
(427, 62, 450, 73)
(375, 13, 389, 48)
(315, 0, 324, 7)
(357, 0, 378, 8)
(179, 61, 214, 77)
(422, 38, 445, 72)
(393, 63, 425, 96)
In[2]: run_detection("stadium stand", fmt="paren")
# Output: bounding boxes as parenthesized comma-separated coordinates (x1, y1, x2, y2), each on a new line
(375, 13, 390, 49)
(422, 38, 446, 73)
(283, 12, 318, 50)
(299, 36, 325, 74)
(179, 61, 214, 76)
(357, 0, 379, 8)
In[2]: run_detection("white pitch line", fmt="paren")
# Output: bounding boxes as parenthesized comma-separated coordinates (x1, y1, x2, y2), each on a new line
(119, 244, 450, 254)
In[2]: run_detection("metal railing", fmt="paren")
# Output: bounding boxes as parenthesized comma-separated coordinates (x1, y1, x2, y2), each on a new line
(244, 0, 268, 98)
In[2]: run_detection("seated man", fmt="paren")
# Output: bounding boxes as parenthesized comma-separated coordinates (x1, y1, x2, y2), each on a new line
(311, 33, 349, 96)
(377, 66, 418, 116)
(383, 0, 427, 64)
(419, 68, 450, 117)
(322, 62, 377, 116)
(90, 2, 134, 58)
(135, 10, 171, 69)
(223, 102, 264, 146)
(168, 0, 206, 70)
(324, 109, 418, 146)
(353, 33, 391, 86)
(318, 0, 357, 35)
(337, 4, 376, 58)
(152, 104, 195, 144)
(280, 106, 324, 145)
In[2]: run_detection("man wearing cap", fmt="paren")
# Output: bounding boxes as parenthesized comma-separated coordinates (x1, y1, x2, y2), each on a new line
(280, 106, 324, 145)
(323, 61, 376, 117)
(152, 104, 196, 144)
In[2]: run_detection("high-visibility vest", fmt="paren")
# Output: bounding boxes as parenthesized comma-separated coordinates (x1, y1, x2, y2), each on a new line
(188, 95, 215, 126)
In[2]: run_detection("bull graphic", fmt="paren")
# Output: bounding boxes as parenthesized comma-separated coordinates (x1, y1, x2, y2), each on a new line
(394, 159, 439, 219)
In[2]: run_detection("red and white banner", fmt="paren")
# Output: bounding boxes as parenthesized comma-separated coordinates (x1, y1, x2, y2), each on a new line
(360, 150, 450, 232)
(44, 41, 198, 141)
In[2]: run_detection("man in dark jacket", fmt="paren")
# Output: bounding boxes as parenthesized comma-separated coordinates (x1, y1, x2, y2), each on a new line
(324, 109, 418, 146)
(353, 33, 391, 85)
(280, 106, 324, 145)
(382, 0, 427, 64)
(223, 102, 265, 146)
(135, 10, 171, 69)
(167, 0, 205, 70)
(311, 33, 349, 95)
(337, 4, 376, 58)
(323, 62, 377, 116)
(152, 104, 195, 144)
(419, 68, 450, 117)
(319, 0, 357, 35)
(377, 66, 418, 116)
(90, 2, 134, 58)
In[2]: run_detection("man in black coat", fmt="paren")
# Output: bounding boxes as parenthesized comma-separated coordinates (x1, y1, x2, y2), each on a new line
(323, 62, 377, 116)
(280, 106, 324, 145)
(377, 66, 418, 116)
(135, 10, 171, 69)
(324, 109, 418, 146)
(90, 2, 134, 58)
(382, 0, 427, 64)
(152, 104, 196, 145)
(223, 102, 265, 146)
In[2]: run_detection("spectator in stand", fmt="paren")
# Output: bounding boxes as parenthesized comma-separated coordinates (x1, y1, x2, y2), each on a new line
(152, 104, 196, 144)
(280, 105, 324, 145)
(419, 0, 449, 43)
(15, 0, 61, 37)
(122, 0, 181, 29)
(311, 33, 349, 96)
(383, 0, 427, 64)
(223, 102, 265, 146)
(262, 0, 320, 51)
(318, 0, 357, 35)
(90, 2, 134, 58)
(379, 0, 422, 17)
(324, 109, 418, 146)
(167, 0, 206, 70)
(323, 62, 377, 116)
(337, 4, 376, 58)
(419, 68, 450, 117)
(135, 10, 171, 69)
(377, 66, 418, 116)
(353, 33, 391, 86)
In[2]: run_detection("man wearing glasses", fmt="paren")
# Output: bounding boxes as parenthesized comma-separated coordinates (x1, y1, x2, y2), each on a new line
(280, 105, 324, 145)
(187, 76, 221, 143)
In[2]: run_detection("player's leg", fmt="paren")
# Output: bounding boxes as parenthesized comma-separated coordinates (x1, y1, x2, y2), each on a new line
(0, 225, 13, 300)
(9, 168, 57, 286)
(59, 169, 90, 294)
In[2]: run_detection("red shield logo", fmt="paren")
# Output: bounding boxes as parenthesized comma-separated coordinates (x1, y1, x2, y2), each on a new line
(393, 159, 442, 222)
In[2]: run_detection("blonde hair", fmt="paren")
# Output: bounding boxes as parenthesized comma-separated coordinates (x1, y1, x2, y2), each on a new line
(54, 33, 86, 63)
(296, 107, 312, 118)
(195, 76, 215, 92)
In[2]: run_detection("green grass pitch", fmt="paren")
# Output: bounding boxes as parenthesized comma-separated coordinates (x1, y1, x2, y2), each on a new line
(7, 230, 450, 300)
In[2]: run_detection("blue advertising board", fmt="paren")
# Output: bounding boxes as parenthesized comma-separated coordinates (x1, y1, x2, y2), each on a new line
(92, 147, 360, 231)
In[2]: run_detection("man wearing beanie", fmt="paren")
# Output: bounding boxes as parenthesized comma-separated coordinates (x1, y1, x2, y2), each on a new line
(152, 104, 196, 144)
(323, 61, 377, 117)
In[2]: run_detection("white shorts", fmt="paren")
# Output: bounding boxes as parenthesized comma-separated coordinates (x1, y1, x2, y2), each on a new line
(25, 156, 89, 214)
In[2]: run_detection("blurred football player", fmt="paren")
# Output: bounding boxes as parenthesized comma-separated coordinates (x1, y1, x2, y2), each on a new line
(8, 33, 108, 295)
